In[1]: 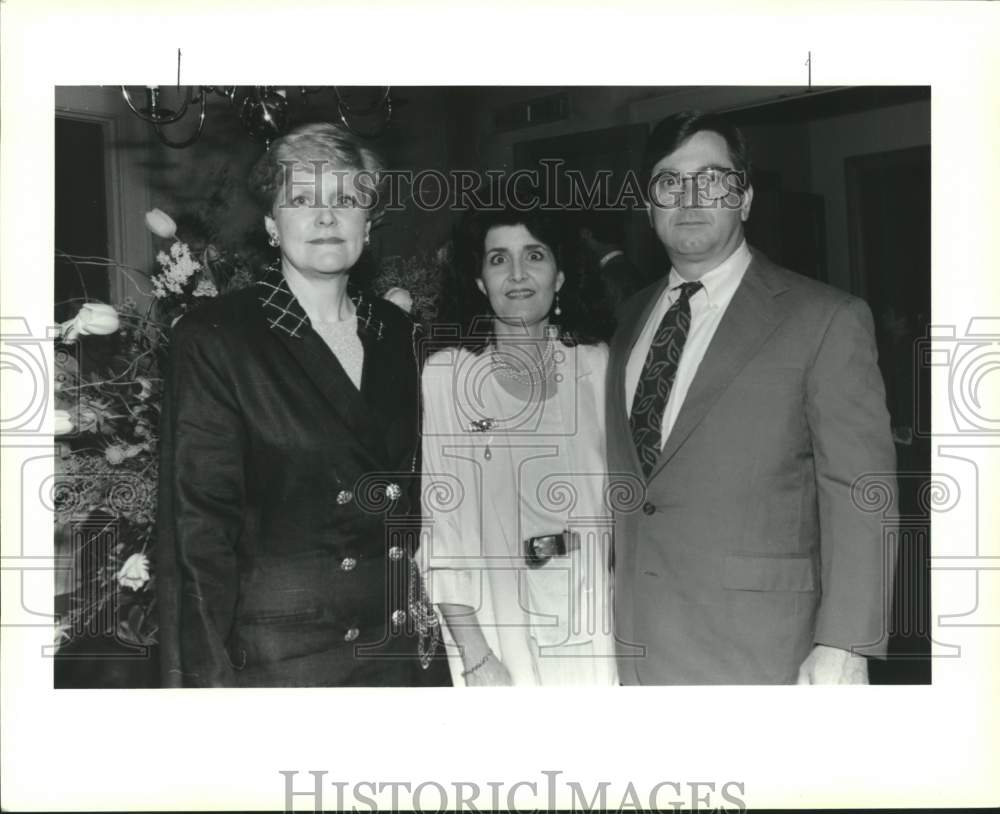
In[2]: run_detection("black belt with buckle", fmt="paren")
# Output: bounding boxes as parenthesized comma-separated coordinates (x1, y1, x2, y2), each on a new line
(524, 531, 577, 568)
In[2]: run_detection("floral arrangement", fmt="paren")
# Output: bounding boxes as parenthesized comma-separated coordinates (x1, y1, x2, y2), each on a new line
(53, 209, 259, 650)
(144, 209, 259, 326)
(369, 243, 451, 325)
(53, 297, 159, 648)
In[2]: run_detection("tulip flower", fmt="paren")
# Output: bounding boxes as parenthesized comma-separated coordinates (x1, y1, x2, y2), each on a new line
(383, 287, 414, 314)
(116, 553, 150, 591)
(144, 208, 177, 239)
(60, 303, 119, 342)
(54, 409, 74, 435)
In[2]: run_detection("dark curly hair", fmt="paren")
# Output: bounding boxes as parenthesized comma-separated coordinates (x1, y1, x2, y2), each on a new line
(431, 205, 616, 353)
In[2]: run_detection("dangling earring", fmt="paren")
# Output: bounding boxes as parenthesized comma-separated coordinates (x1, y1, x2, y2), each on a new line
(268, 233, 279, 248)
(553, 292, 562, 317)
(364, 233, 371, 246)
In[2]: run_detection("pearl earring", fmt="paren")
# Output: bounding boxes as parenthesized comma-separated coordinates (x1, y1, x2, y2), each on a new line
(268, 234, 279, 248)
(554, 292, 562, 317)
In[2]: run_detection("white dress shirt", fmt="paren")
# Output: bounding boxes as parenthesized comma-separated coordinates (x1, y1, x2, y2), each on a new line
(625, 241, 752, 450)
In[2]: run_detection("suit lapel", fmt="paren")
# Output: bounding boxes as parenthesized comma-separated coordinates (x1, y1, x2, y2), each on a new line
(356, 316, 406, 462)
(358, 309, 406, 411)
(269, 327, 376, 448)
(649, 255, 788, 480)
(256, 269, 395, 466)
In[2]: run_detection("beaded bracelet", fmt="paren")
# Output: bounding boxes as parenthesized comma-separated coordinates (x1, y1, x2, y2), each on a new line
(460, 652, 491, 678)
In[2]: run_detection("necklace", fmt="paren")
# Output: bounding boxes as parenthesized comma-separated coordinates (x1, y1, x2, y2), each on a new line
(476, 338, 566, 461)
(490, 337, 558, 384)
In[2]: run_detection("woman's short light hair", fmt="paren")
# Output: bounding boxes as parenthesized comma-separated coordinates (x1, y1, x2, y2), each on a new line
(248, 122, 386, 217)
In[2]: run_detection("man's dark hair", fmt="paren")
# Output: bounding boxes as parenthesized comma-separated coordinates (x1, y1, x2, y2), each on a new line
(640, 110, 752, 190)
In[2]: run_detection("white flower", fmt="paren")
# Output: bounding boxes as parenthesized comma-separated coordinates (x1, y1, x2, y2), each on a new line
(117, 553, 150, 591)
(54, 409, 75, 435)
(150, 240, 202, 299)
(60, 303, 120, 342)
(105, 444, 128, 465)
(193, 278, 219, 298)
(383, 287, 413, 314)
(135, 376, 153, 401)
(145, 208, 177, 239)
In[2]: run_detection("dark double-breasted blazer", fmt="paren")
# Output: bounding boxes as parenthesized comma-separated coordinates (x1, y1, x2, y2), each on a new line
(607, 250, 897, 684)
(157, 269, 448, 687)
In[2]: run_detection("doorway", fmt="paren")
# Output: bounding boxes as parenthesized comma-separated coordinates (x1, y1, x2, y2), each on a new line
(847, 145, 932, 684)
(55, 116, 111, 322)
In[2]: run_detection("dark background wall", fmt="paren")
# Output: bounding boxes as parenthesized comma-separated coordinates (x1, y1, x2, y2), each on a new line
(60, 86, 928, 296)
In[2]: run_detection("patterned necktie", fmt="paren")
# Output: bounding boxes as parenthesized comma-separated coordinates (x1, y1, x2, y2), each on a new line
(629, 281, 703, 478)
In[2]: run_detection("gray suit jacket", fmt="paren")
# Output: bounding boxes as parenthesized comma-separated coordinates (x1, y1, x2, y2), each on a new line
(607, 249, 897, 684)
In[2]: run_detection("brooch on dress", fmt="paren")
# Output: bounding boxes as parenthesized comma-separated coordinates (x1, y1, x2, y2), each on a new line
(467, 418, 496, 460)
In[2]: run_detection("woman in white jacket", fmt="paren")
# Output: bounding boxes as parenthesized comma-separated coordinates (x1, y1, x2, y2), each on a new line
(421, 206, 620, 686)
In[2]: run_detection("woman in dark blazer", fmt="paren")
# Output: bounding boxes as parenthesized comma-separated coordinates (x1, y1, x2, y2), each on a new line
(157, 123, 449, 687)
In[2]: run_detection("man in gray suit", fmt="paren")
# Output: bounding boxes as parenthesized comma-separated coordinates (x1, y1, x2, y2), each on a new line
(607, 111, 896, 684)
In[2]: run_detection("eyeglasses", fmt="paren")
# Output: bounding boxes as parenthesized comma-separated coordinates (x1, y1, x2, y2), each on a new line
(650, 167, 748, 207)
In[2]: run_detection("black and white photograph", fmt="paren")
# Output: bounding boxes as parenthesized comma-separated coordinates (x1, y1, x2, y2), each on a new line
(2, 2, 998, 812)
(48, 84, 930, 691)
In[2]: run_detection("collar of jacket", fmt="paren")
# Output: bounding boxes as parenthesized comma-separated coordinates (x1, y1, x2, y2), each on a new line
(256, 262, 384, 341)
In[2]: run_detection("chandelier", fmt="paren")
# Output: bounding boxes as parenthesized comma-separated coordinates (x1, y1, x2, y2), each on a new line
(120, 86, 393, 148)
